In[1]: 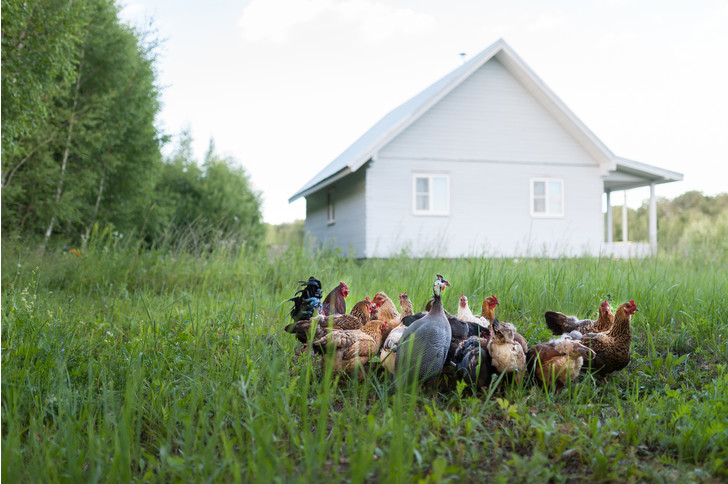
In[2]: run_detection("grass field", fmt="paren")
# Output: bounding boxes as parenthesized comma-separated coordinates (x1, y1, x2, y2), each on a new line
(2, 237, 727, 482)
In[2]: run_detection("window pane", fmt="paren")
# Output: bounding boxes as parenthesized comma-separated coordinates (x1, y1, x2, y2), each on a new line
(416, 177, 429, 194)
(432, 177, 448, 212)
(416, 194, 429, 211)
(533, 181, 545, 196)
(548, 180, 562, 197)
(548, 181, 562, 214)
(533, 198, 545, 213)
(549, 198, 562, 214)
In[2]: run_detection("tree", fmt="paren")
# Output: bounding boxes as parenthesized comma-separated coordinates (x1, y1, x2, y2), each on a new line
(150, 133, 264, 250)
(2, 0, 163, 248)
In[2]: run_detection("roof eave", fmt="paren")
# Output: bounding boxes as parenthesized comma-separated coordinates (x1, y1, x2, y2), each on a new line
(288, 166, 356, 202)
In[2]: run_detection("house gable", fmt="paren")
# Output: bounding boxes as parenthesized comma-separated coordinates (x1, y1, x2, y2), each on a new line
(379, 57, 599, 166)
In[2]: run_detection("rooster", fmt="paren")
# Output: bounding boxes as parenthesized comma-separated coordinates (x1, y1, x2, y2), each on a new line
(581, 300, 638, 377)
(321, 281, 349, 317)
(544, 300, 614, 336)
(488, 319, 526, 384)
(285, 298, 374, 344)
(458, 295, 490, 329)
(311, 319, 387, 374)
(379, 292, 414, 374)
(395, 274, 452, 387)
(526, 336, 595, 390)
(288, 276, 323, 322)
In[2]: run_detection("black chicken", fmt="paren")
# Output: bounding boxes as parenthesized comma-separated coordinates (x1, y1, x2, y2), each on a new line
(288, 277, 323, 322)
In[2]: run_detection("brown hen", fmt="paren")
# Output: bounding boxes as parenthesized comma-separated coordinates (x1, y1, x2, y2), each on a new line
(581, 300, 638, 376)
(284, 298, 373, 344)
(527, 336, 595, 390)
(544, 300, 614, 336)
(311, 319, 387, 374)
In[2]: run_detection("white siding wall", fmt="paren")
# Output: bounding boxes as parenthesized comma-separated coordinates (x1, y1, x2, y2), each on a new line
(305, 169, 367, 257)
(366, 157, 603, 257)
(365, 57, 604, 257)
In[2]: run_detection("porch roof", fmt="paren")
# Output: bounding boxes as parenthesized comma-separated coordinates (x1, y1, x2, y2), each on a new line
(603, 157, 683, 192)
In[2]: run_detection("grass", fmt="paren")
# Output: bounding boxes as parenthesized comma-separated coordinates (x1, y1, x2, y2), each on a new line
(2, 236, 728, 482)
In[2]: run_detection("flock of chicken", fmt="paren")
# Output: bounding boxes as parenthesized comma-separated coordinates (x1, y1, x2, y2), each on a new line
(283, 274, 638, 390)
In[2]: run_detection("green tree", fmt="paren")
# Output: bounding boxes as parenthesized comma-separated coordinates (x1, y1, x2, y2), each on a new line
(2, 0, 163, 248)
(150, 133, 264, 251)
(1, 0, 87, 163)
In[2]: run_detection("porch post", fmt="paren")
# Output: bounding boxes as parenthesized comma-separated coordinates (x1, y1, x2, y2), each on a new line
(622, 190, 628, 243)
(649, 182, 657, 250)
(605, 190, 613, 243)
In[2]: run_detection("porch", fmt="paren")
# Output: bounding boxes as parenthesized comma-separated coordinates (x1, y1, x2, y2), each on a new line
(601, 157, 683, 257)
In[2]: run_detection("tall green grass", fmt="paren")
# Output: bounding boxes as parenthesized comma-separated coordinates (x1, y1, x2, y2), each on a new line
(2, 236, 727, 482)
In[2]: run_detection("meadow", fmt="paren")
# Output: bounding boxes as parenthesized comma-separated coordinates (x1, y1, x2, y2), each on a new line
(2, 234, 727, 483)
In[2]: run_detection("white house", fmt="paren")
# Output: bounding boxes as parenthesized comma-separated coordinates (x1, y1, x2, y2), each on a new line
(289, 39, 683, 258)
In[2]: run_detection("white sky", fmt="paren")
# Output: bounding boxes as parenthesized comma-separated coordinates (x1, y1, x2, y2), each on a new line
(120, 0, 728, 224)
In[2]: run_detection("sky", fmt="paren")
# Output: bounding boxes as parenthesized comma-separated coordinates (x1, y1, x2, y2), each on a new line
(120, 0, 728, 225)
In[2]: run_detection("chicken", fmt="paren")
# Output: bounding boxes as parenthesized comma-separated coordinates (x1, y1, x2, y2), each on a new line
(284, 298, 374, 344)
(395, 274, 452, 386)
(452, 336, 493, 388)
(487, 319, 526, 384)
(372, 292, 400, 333)
(581, 300, 638, 377)
(288, 276, 323, 322)
(544, 300, 614, 336)
(483, 295, 527, 354)
(311, 319, 387, 374)
(399, 292, 414, 318)
(481, 295, 499, 321)
(378, 292, 414, 375)
(526, 336, 595, 390)
(458, 294, 490, 329)
(321, 281, 349, 317)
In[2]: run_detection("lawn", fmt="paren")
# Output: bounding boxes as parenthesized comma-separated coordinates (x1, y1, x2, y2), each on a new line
(2, 237, 727, 482)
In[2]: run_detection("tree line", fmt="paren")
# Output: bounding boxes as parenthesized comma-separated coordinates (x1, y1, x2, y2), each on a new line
(2, 0, 263, 251)
(608, 191, 728, 256)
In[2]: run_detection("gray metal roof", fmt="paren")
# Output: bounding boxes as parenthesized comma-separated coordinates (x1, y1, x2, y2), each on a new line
(289, 39, 682, 202)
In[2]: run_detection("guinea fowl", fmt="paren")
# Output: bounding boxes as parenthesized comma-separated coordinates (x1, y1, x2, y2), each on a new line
(284, 298, 374, 344)
(581, 300, 638, 377)
(488, 319, 526, 384)
(526, 336, 595, 390)
(311, 319, 387, 375)
(545, 300, 614, 336)
(452, 336, 493, 388)
(379, 292, 414, 375)
(395, 274, 452, 387)
(321, 281, 349, 317)
(458, 295, 490, 328)
(288, 277, 323, 322)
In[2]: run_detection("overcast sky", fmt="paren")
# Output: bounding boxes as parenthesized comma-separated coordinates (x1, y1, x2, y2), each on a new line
(120, 0, 728, 224)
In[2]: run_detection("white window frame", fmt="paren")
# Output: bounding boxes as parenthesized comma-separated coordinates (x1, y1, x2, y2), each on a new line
(530, 178, 564, 218)
(326, 191, 335, 225)
(412, 174, 450, 216)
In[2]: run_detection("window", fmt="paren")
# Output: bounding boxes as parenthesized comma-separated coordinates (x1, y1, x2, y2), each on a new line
(326, 191, 335, 225)
(413, 174, 450, 215)
(531, 178, 564, 217)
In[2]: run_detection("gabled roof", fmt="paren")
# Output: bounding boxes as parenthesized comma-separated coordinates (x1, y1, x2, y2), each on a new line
(289, 38, 681, 202)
